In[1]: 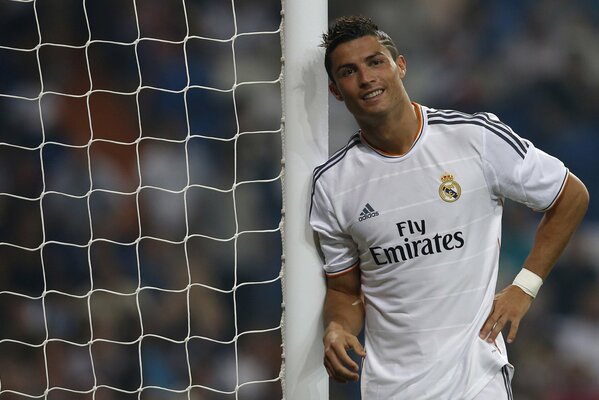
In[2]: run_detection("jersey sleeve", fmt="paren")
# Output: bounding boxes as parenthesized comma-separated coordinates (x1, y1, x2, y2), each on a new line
(481, 113, 568, 211)
(309, 176, 359, 275)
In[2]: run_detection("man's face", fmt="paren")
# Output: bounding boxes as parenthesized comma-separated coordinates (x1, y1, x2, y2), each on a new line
(328, 35, 406, 122)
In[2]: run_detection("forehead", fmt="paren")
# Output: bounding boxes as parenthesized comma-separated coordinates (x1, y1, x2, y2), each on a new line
(329, 35, 391, 67)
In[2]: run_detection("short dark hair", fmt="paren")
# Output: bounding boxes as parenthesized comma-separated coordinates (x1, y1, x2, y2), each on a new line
(321, 16, 399, 82)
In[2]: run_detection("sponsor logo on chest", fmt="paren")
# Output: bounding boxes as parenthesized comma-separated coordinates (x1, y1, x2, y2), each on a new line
(369, 218, 465, 265)
(357, 171, 466, 265)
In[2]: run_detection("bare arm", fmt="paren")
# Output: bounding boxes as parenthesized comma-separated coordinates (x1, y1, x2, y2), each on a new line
(480, 172, 589, 343)
(323, 265, 366, 382)
(521, 173, 589, 279)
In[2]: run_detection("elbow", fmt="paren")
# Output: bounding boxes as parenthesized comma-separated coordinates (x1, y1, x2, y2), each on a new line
(579, 184, 590, 215)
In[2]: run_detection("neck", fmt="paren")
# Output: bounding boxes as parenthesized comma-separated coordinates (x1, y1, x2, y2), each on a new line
(358, 99, 420, 156)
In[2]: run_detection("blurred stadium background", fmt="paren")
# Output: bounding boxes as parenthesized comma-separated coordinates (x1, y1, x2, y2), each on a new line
(0, 1, 597, 399)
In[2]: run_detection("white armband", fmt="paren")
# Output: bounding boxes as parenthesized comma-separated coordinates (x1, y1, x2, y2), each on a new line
(512, 268, 543, 298)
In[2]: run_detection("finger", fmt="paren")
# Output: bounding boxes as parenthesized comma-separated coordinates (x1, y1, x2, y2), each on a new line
(479, 314, 498, 340)
(331, 361, 358, 382)
(506, 319, 520, 344)
(486, 318, 507, 343)
(479, 303, 497, 338)
(324, 358, 334, 377)
(325, 360, 346, 383)
(324, 355, 347, 382)
(333, 343, 360, 372)
(326, 346, 359, 381)
(349, 336, 367, 358)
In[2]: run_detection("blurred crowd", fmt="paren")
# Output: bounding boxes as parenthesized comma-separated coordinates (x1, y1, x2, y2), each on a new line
(0, 0, 597, 400)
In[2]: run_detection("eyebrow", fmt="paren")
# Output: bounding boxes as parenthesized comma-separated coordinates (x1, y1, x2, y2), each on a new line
(365, 51, 386, 61)
(335, 51, 386, 74)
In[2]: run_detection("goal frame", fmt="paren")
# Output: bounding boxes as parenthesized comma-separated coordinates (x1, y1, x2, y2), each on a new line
(280, 0, 329, 399)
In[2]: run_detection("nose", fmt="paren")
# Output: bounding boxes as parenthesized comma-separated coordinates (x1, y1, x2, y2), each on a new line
(358, 68, 375, 88)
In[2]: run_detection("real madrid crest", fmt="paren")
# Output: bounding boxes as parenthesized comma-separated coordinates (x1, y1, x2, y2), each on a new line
(438, 173, 461, 202)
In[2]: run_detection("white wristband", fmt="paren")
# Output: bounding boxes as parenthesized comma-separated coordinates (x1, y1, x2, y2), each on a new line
(512, 268, 543, 298)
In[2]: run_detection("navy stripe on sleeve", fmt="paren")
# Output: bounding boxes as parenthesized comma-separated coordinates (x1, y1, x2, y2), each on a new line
(436, 109, 528, 152)
(428, 109, 528, 156)
(313, 133, 360, 176)
(309, 134, 360, 215)
(538, 169, 569, 212)
(428, 115, 527, 159)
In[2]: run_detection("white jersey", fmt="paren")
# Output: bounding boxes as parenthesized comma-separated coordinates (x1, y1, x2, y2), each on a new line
(309, 103, 568, 399)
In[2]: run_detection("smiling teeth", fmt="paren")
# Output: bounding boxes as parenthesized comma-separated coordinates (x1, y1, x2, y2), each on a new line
(364, 89, 383, 99)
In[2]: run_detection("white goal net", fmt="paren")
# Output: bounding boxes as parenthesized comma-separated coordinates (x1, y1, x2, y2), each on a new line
(0, 0, 290, 399)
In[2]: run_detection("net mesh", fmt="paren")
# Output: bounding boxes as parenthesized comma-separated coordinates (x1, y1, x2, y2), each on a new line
(0, 0, 284, 399)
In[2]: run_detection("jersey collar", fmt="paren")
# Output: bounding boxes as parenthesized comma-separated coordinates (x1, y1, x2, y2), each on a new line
(360, 102, 425, 159)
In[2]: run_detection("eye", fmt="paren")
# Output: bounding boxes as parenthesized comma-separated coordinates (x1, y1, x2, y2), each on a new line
(370, 58, 385, 66)
(340, 67, 355, 77)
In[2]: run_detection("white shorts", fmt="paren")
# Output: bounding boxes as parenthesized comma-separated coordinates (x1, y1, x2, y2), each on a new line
(472, 366, 513, 400)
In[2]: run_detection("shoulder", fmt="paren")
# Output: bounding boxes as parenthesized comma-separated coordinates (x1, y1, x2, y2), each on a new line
(309, 132, 361, 215)
(311, 132, 361, 188)
(426, 106, 499, 127)
(425, 106, 529, 159)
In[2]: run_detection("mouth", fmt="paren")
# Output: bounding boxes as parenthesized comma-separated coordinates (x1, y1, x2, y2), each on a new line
(362, 89, 384, 100)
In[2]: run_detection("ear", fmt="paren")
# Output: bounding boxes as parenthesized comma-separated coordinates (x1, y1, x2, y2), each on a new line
(329, 82, 344, 101)
(395, 55, 407, 78)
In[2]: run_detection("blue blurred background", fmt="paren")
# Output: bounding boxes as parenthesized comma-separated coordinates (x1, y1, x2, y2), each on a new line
(0, 1, 597, 399)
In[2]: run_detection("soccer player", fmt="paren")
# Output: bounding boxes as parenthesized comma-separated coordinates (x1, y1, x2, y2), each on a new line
(309, 16, 589, 399)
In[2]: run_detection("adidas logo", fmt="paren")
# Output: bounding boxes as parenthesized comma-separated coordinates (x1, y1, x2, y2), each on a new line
(359, 203, 379, 222)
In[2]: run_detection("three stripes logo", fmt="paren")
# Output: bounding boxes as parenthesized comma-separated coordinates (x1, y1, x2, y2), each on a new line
(359, 203, 379, 222)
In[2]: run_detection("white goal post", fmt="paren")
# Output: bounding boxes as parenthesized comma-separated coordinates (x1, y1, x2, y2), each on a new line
(280, 0, 329, 399)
